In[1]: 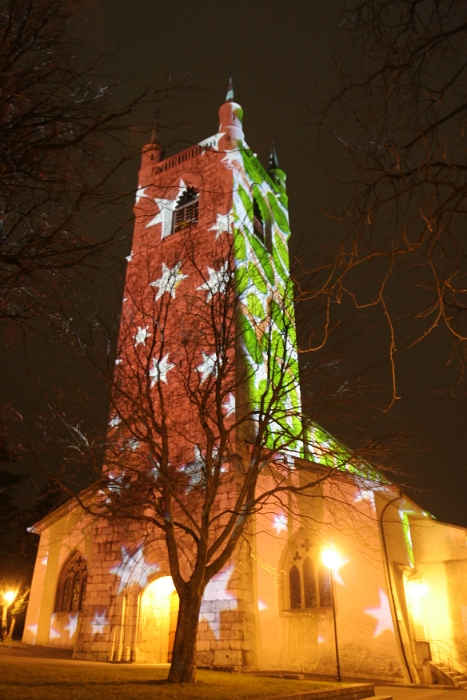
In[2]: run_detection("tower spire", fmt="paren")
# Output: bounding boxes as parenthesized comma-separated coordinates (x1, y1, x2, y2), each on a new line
(150, 109, 161, 144)
(226, 70, 234, 102)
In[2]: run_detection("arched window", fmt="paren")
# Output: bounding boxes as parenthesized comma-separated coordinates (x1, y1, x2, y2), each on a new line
(55, 552, 88, 613)
(318, 565, 332, 607)
(303, 556, 317, 608)
(172, 187, 199, 233)
(284, 537, 333, 612)
(289, 565, 301, 609)
(253, 198, 265, 241)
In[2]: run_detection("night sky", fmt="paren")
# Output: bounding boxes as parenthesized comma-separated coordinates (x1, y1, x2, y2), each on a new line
(2, 2, 466, 529)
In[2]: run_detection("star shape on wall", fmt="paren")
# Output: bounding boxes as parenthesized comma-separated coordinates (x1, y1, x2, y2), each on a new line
(208, 212, 233, 239)
(125, 250, 133, 263)
(110, 545, 160, 594)
(196, 352, 218, 384)
(145, 197, 174, 229)
(109, 415, 121, 429)
(222, 393, 235, 417)
(179, 446, 205, 491)
(133, 325, 152, 347)
(364, 589, 393, 638)
(149, 353, 175, 387)
(197, 262, 229, 301)
(150, 262, 188, 301)
(64, 613, 79, 638)
(90, 610, 109, 635)
(354, 488, 376, 509)
(135, 186, 150, 204)
(272, 512, 288, 535)
(200, 564, 237, 640)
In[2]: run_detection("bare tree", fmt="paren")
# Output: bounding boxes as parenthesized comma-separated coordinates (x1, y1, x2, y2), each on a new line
(58, 225, 389, 684)
(0, 0, 180, 333)
(313, 0, 467, 396)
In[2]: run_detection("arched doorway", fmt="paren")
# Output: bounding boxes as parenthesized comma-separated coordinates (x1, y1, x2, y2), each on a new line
(137, 576, 179, 663)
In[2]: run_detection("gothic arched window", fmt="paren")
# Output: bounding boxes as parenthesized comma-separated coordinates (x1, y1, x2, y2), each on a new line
(289, 565, 302, 609)
(303, 556, 317, 608)
(173, 187, 199, 233)
(55, 552, 88, 613)
(285, 538, 333, 611)
(318, 565, 332, 608)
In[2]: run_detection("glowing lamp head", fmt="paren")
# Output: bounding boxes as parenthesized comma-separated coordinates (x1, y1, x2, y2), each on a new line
(3, 590, 17, 605)
(321, 547, 342, 571)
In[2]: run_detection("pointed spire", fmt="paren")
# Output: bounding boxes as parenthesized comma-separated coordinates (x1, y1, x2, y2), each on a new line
(226, 70, 234, 103)
(269, 138, 279, 170)
(150, 109, 161, 144)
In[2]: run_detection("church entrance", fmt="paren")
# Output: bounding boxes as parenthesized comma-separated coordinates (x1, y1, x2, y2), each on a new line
(137, 576, 179, 663)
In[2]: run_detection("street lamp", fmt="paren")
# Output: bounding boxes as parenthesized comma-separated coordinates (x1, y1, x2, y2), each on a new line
(321, 547, 342, 683)
(1, 590, 17, 641)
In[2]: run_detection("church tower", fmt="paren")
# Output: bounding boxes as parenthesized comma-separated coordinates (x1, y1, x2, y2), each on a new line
(71, 79, 302, 666)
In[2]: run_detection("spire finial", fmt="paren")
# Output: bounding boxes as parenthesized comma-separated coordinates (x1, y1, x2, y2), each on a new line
(269, 137, 279, 170)
(150, 109, 161, 144)
(226, 70, 234, 102)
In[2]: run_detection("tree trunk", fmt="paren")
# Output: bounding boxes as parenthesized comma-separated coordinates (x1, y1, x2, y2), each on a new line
(167, 587, 203, 683)
(7, 617, 16, 640)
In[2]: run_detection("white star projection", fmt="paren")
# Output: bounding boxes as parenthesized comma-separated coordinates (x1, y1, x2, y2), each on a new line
(125, 250, 133, 263)
(109, 415, 121, 429)
(208, 212, 233, 239)
(179, 446, 205, 491)
(200, 564, 237, 640)
(90, 610, 109, 635)
(110, 545, 160, 594)
(196, 352, 218, 384)
(354, 488, 376, 509)
(49, 615, 61, 640)
(124, 438, 140, 451)
(149, 353, 175, 387)
(133, 325, 151, 347)
(146, 181, 187, 239)
(272, 512, 288, 535)
(150, 262, 188, 301)
(135, 186, 150, 204)
(64, 613, 79, 638)
(197, 262, 229, 301)
(257, 600, 268, 611)
(222, 393, 235, 417)
(365, 589, 394, 638)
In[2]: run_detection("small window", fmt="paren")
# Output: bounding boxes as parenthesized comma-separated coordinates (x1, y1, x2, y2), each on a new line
(284, 538, 333, 611)
(253, 199, 265, 241)
(55, 552, 88, 613)
(303, 557, 317, 608)
(289, 565, 302, 609)
(318, 566, 332, 607)
(172, 187, 199, 233)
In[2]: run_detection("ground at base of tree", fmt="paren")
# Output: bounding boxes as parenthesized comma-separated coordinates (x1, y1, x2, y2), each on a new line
(0, 662, 340, 700)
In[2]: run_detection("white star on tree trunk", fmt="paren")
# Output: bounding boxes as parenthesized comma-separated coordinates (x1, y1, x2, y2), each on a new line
(149, 353, 175, 386)
(150, 262, 188, 301)
(197, 262, 229, 301)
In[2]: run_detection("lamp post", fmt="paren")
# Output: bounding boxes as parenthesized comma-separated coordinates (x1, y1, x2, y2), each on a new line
(321, 548, 342, 683)
(1, 590, 17, 641)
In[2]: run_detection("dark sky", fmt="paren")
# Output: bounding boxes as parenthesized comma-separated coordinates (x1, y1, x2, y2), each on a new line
(3, 1, 466, 528)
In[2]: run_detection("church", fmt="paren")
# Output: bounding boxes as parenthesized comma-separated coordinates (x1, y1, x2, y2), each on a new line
(23, 81, 467, 686)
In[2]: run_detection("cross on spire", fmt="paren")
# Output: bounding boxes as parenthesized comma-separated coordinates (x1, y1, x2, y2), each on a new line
(226, 70, 234, 102)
